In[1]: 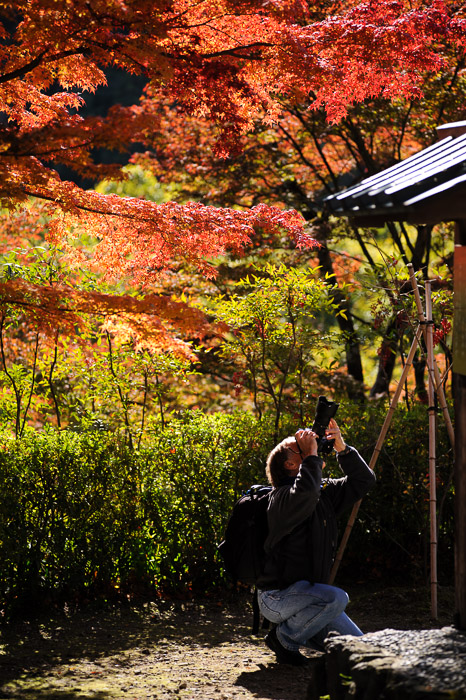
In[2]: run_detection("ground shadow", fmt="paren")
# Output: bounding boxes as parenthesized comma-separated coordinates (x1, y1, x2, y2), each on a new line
(0, 593, 253, 689)
(235, 661, 318, 700)
(0, 585, 456, 699)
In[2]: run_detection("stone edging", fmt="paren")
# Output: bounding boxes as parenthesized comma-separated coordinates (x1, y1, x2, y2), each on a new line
(308, 626, 466, 700)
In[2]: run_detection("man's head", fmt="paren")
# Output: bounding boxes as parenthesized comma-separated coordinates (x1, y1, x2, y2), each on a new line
(265, 437, 302, 487)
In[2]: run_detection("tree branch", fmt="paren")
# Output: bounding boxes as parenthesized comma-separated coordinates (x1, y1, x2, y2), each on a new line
(0, 48, 89, 84)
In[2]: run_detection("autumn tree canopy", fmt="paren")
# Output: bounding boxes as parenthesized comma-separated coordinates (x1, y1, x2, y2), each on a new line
(1, 0, 465, 347)
(137, 1, 464, 391)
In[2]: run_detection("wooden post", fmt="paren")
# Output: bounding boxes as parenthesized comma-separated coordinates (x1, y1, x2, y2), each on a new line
(454, 371, 466, 630)
(425, 281, 438, 619)
(453, 222, 466, 630)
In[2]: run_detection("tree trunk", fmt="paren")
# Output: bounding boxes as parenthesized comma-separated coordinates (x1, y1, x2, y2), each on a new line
(369, 315, 399, 397)
(411, 225, 432, 273)
(413, 350, 428, 403)
(316, 243, 365, 399)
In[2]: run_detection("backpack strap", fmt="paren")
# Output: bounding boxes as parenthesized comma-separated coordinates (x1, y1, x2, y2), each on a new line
(251, 586, 270, 634)
(252, 586, 260, 634)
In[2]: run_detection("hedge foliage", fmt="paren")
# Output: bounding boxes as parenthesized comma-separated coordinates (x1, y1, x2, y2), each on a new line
(0, 403, 455, 615)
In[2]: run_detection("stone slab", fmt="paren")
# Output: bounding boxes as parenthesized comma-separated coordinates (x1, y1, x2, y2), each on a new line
(308, 626, 466, 700)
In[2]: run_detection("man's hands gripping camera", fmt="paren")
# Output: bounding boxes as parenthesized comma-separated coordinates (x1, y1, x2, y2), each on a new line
(294, 419, 346, 462)
(325, 418, 346, 453)
(293, 428, 318, 459)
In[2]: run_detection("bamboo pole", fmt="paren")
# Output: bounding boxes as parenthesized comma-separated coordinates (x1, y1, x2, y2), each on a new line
(329, 325, 423, 584)
(408, 264, 455, 450)
(426, 281, 438, 619)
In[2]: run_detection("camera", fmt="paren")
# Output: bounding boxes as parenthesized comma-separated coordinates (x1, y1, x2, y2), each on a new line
(311, 395, 339, 455)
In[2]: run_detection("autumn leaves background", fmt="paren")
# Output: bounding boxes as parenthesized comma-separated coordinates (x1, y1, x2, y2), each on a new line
(0, 0, 462, 612)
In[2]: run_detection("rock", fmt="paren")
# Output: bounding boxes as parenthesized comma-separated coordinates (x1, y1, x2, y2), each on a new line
(308, 627, 466, 700)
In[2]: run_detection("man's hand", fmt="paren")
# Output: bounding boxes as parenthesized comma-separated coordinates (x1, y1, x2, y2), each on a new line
(294, 428, 318, 458)
(325, 418, 346, 453)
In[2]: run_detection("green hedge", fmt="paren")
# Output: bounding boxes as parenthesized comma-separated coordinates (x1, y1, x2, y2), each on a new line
(0, 412, 276, 614)
(0, 404, 455, 615)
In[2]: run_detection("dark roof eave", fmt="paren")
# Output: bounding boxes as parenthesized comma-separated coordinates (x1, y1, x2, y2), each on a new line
(327, 181, 466, 227)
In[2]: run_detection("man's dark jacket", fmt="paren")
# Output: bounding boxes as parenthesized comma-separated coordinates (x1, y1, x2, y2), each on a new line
(256, 446, 376, 590)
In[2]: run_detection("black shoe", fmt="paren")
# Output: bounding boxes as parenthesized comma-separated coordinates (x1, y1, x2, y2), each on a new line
(306, 636, 326, 653)
(265, 627, 308, 666)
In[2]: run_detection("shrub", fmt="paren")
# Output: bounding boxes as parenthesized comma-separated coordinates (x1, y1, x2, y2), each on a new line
(0, 403, 455, 616)
(0, 412, 277, 614)
(0, 428, 143, 613)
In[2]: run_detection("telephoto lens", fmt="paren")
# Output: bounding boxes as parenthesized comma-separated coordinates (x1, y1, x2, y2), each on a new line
(311, 396, 339, 454)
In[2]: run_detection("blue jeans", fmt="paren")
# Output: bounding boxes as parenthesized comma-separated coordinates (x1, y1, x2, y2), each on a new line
(258, 580, 362, 652)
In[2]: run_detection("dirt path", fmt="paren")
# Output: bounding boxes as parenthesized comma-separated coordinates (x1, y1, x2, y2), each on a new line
(0, 586, 456, 700)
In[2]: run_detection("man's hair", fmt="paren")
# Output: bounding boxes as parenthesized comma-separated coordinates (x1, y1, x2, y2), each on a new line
(265, 437, 297, 487)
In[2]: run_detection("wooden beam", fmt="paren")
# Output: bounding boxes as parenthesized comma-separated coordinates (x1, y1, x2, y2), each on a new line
(426, 281, 438, 619)
(454, 222, 466, 630)
(350, 183, 466, 227)
(436, 121, 466, 140)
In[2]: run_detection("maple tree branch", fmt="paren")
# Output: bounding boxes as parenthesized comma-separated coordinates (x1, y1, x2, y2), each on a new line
(162, 41, 272, 61)
(399, 221, 415, 256)
(276, 123, 314, 172)
(0, 312, 23, 437)
(84, 0, 127, 26)
(138, 369, 149, 448)
(0, 52, 46, 84)
(48, 329, 61, 429)
(342, 116, 377, 175)
(184, 15, 266, 49)
(8, 138, 97, 159)
(154, 372, 166, 430)
(308, 132, 340, 192)
(396, 101, 413, 161)
(20, 331, 40, 437)
(289, 107, 340, 190)
(258, 322, 278, 416)
(105, 330, 134, 450)
(277, 121, 334, 195)
(19, 189, 202, 262)
(272, 302, 298, 435)
(0, 293, 143, 324)
(435, 54, 465, 127)
(80, 37, 151, 75)
(21, 188, 165, 227)
(386, 221, 410, 267)
(164, 0, 210, 25)
(0, 48, 89, 84)
(336, 128, 366, 175)
(249, 355, 261, 420)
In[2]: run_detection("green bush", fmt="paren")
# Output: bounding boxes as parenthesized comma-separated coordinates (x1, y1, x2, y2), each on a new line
(0, 429, 143, 612)
(141, 411, 262, 588)
(0, 404, 455, 616)
(0, 412, 277, 614)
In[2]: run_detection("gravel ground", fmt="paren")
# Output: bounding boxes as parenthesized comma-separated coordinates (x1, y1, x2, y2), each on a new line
(0, 585, 456, 700)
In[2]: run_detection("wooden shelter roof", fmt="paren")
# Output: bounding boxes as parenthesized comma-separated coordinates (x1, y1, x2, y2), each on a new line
(324, 121, 466, 226)
(323, 121, 466, 629)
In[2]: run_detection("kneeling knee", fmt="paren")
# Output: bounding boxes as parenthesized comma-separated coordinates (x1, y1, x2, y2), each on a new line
(331, 588, 349, 613)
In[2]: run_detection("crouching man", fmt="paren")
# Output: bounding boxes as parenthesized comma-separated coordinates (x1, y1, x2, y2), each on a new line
(257, 419, 376, 665)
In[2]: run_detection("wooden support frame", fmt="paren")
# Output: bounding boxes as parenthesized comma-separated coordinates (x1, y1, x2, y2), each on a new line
(329, 272, 455, 620)
(325, 123, 466, 629)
